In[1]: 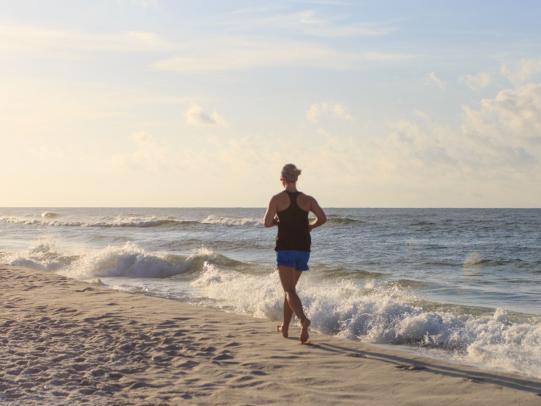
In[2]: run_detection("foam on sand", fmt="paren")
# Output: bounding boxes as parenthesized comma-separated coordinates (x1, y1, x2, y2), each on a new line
(4, 241, 541, 379)
(192, 262, 541, 379)
(3, 266, 540, 404)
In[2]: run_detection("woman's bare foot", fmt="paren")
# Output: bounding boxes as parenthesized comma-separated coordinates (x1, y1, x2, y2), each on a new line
(276, 324, 289, 338)
(300, 318, 310, 344)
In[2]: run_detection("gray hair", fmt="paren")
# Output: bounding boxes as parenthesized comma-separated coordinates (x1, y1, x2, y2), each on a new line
(281, 163, 302, 183)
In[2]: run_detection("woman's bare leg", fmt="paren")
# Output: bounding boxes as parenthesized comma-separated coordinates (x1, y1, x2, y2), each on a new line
(278, 266, 310, 343)
(278, 270, 300, 337)
(277, 296, 293, 337)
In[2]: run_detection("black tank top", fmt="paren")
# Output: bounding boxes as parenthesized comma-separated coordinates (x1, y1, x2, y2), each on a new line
(275, 191, 311, 252)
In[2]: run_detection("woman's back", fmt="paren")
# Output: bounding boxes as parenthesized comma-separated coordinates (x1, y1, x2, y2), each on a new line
(275, 191, 311, 252)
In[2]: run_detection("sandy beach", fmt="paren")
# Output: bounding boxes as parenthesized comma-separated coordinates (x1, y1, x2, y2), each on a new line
(1, 265, 540, 405)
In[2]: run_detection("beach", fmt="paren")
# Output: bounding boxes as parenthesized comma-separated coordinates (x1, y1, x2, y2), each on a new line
(1, 265, 540, 405)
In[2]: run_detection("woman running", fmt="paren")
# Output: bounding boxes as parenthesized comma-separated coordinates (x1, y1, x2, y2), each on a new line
(264, 163, 327, 344)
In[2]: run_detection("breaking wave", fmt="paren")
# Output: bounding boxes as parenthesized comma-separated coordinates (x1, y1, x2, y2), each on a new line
(0, 216, 198, 228)
(41, 211, 60, 219)
(192, 262, 541, 378)
(5, 240, 541, 379)
(326, 215, 364, 225)
(201, 215, 262, 226)
(4, 242, 245, 279)
(5, 242, 79, 271)
(1, 213, 365, 229)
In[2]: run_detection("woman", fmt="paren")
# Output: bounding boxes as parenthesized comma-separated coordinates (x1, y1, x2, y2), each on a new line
(264, 163, 327, 344)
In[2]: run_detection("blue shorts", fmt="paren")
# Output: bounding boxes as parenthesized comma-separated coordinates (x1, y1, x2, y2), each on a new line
(276, 250, 310, 271)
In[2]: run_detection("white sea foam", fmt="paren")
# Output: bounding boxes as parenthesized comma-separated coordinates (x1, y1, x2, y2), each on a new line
(41, 211, 60, 219)
(5, 240, 541, 378)
(201, 215, 262, 226)
(5, 241, 78, 271)
(191, 262, 541, 378)
(57, 243, 235, 279)
(0, 215, 191, 228)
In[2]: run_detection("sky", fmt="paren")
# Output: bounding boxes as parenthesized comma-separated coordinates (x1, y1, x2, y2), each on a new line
(1, 0, 541, 207)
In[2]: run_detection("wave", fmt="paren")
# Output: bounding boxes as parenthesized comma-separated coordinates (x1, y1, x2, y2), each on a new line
(4, 242, 247, 279)
(41, 211, 60, 219)
(5, 240, 540, 377)
(201, 215, 262, 226)
(410, 220, 437, 227)
(326, 215, 363, 225)
(1, 213, 365, 229)
(0, 215, 198, 228)
(4, 242, 80, 271)
(191, 263, 541, 378)
(425, 254, 531, 269)
(463, 253, 528, 267)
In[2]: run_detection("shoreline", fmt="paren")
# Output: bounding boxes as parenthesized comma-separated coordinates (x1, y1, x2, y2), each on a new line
(1, 265, 540, 405)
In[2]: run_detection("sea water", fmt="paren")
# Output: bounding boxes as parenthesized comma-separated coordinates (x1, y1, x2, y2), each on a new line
(1, 207, 540, 378)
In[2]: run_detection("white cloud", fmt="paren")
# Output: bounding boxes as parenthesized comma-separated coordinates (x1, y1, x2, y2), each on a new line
(115, 0, 160, 7)
(0, 22, 410, 71)
(184, 104, 228, 127)
(462, 83, 541, 148)
(263, 9, 394, 38)
(99, 83, 541, 206)
(306, 102, 352, 122)
(111, 132, 171, 173)
(153, 38, 411, 73)
(425, 72, 446, 89)
(222, 7, 393, 38)
(384, 83, 541, 174)
(463, 72, 491, 90)
(501, 59, 541, 84)
(0, 23, 170, 54)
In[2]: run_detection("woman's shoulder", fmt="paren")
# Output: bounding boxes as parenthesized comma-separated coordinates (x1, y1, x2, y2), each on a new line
(272, 191, 288, 199)
(297, 192, 314, 202)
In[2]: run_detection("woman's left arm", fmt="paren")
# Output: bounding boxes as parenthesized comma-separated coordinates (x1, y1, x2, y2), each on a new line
(263, 196, 278, 227)
(308, 196, 327, 231)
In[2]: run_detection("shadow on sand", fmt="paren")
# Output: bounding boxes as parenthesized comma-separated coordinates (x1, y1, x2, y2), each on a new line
(306, 342, 541, 396)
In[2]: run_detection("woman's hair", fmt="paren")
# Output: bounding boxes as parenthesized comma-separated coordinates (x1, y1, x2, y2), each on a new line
(281, 163, 302, 183)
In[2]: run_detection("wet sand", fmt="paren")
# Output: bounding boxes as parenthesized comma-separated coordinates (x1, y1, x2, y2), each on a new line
(1, 265, 540, 405)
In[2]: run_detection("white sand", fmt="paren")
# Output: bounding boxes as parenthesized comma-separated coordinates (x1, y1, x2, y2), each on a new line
(1, 265, 540, 405)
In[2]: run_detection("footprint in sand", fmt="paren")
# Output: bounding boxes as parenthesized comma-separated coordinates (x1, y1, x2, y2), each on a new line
(213, 352, 234, 361)
(395, 365, 426, 371)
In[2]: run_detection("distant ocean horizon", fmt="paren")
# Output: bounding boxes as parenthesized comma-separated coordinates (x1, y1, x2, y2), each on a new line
(2, 206, 540, 208)
(1, 207, 540, 379)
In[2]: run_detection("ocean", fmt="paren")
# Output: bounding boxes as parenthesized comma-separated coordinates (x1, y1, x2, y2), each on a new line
(1, 207, 540, 379)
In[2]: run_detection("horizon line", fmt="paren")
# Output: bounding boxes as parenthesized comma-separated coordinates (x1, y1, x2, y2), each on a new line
(1, 206, 540, 210)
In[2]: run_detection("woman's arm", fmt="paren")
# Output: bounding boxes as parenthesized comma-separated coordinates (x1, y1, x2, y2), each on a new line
(263, 196, 279, 228)
(308, 197, 327, 231)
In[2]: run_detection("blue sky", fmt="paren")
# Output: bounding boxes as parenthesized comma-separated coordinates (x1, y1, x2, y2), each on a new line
(1, 0, 541, 206)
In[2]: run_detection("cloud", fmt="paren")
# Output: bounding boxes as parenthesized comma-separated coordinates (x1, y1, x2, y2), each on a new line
(0, 22, 410, 72)
(462, 83, 541, 148)
(114, 0, 161, 8)
(463, 72, 491, 90)
(223, 7, 394, 38)
(153, 38, 410, 73)
(184, 104, 228, 127)
(111, 132, 171, 173)
(425, 72, 446, 89)
(102, 82, 541, 206)
(501, 59, 541, 84)
(385, 83, 541, 174)
(261, 9, 394, 38)
(306, 102, 352, 122)
(0, 23, 170, 54)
